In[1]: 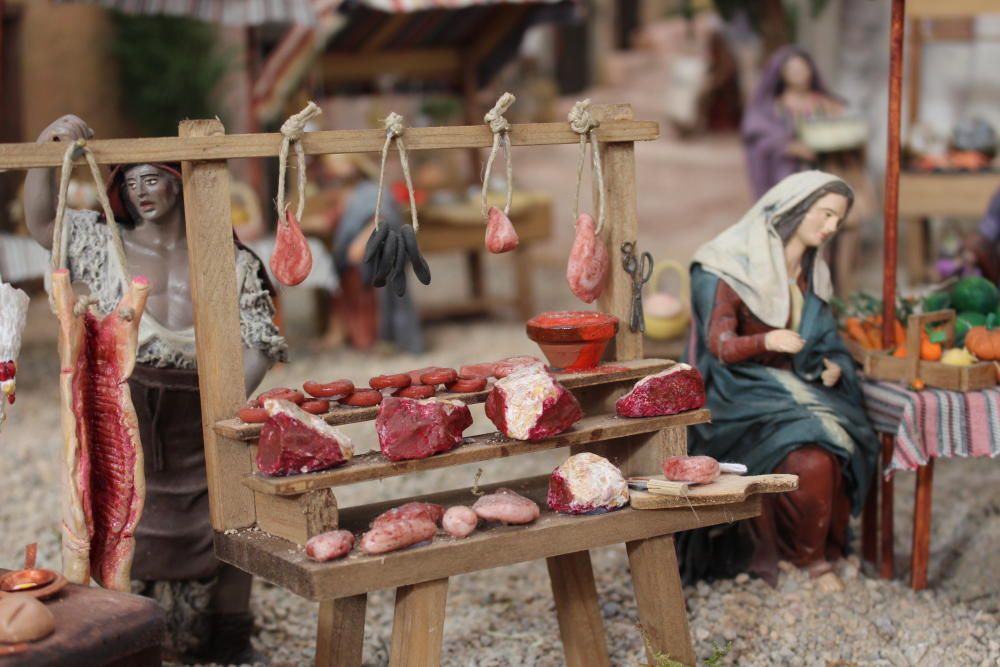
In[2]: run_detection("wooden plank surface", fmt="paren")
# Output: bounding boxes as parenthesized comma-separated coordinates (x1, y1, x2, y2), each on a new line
(243, 410, 711, 496)
(315, 595, 367, 667)
(898, 171, 1000, 218)
(629, 473, 798, 510)
(626, 535, 696, 666)
(214, 476, 761, 600)
(389, 579, 450, 667)
(180, 120, 256, 531)
(216, 358, 675, 441)
(0, 120, 659, 169)
(547, 551, 612, 667)
(908, 0, 1000, 17)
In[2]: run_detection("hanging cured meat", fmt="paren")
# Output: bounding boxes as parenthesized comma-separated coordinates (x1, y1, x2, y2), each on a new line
(485, 206, 519, 254)
(270, 208, 313, 286)
(0, 282, 29, 429)
(53, 270, 149, 591)
(566, 213, 609, 303)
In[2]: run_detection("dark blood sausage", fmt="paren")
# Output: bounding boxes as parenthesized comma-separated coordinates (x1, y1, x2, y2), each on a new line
(303, 379, 355, 399)
(662, 455, 720, 485)
(369, 374, 412, 391)
(300, 399, 330, 415)
(339, 389, 383, 407)
(256, 387, 305, 405)
(394, 384, 436, 400)
(238, 404, 268, 423)
(420, 368, 458, 387)
(445, 376, 488, 393)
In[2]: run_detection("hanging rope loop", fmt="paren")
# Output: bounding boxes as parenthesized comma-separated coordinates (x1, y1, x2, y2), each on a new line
(481, 92, 516, 219)
(568, 98, 606, 235)
(374, 112, 420, 232)
(276, 101, 322, 223)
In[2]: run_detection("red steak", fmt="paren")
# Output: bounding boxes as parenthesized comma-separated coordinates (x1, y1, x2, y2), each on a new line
(54, 271, 149, 591)
(615, 364, 706, 418)
(485, 365, 582, 441)
(375, 396, 473, 462)
(547, 453, 629, 515)
(256, 400, 354, 476)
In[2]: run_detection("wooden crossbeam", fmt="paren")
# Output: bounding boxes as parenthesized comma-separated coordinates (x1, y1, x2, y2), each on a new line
(0, 120, 659, 169)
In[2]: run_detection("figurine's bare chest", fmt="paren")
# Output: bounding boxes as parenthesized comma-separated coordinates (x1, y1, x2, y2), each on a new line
(122, 241, 193, 330)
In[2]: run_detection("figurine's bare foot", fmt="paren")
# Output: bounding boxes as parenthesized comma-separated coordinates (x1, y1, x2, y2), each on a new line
(807, 561, 844, 593)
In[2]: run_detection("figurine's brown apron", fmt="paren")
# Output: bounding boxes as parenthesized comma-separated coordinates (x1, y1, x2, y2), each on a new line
(128, 363, 216, 581)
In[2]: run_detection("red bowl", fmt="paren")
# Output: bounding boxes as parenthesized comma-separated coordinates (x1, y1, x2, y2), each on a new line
(525, 311, 619, 372)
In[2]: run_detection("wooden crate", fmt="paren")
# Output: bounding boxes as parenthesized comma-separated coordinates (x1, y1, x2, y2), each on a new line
(846, 310, 997, 391)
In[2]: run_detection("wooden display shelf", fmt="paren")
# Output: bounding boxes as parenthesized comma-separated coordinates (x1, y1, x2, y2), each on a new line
(629, 473, 798, 510)
(217, 475, 759, 601)
(215, 358, 675, 441)
(243, 409, 711, 496)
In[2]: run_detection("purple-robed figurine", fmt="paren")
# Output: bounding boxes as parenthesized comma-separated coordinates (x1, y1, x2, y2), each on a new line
(741, 46, 845, 198)
(962, 186, 1000, 283)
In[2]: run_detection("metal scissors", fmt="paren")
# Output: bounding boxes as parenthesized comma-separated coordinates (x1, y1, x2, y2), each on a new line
(621, 241, 653, 333)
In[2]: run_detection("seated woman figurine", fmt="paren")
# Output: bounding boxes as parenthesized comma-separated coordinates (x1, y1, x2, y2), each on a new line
(683, 170, 880, 592)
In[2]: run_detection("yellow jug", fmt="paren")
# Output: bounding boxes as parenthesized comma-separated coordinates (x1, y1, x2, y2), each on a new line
(644, 260, 691, 340)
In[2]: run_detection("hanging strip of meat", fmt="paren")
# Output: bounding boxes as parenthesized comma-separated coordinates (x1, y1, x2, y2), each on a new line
(53, 270, 149, 592)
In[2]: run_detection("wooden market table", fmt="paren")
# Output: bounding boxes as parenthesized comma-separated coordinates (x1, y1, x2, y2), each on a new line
(900, 171, 1000, 284)
(0, 573, 163, 666)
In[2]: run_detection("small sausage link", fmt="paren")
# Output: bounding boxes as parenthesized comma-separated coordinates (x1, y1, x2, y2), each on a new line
(305, 530, 355, 562)
(394, 384, 436, 399)
(303, 379, 355, 399)
(256, 387, 305, 404)
(238, 404, 268, 423)
(339, 389, 383, 407)
(300, 399, 331, 415)
(420, 368, 458, 386)
(369, 373, 412, 390)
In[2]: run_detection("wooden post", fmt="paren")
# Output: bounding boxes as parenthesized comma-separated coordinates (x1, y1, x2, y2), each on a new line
(546, 551, 612, 667)
(180, 119, 256, 530)
(316, 594, 368, 667)
(389, 578, 450, 667)
(626, 535, 696, 666)
(879, 433, 895, 579)
(861, 475, 879, 568)
(910, 460, 934, 590)
(593, 104, 642, 361)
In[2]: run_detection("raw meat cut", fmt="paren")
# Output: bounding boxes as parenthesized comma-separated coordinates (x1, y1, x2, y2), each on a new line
(472, 488, 540, 524)
(305, 530, 355, 562)
(256, 399, 354, 476)
(492, 356, 543, 378)
(371, 502, 445, 528)
(53, 270, 149, 591)
(442, 506, 478, 537)
(485, 206, 519, 253)
(566, 213, 609, 303)
(0, 281, 29, 429)
(662, 455, 720, 485)
(615, 364, 706, 418)
(360, 517, 437, 555)
(547, 453, 629, 514)
(271, 208, 313, 286)
(485, 365, 582, 441)
(376, 396, 473, 461)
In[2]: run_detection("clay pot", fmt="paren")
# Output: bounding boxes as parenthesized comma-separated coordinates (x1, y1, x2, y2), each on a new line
(525, 311, 618, 371)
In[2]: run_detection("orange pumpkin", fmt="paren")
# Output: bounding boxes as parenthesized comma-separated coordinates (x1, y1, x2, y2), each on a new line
(966, 325, 1000, 361)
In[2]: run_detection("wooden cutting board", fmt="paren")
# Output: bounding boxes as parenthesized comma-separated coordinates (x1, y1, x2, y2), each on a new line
(629, 473, 798, 510)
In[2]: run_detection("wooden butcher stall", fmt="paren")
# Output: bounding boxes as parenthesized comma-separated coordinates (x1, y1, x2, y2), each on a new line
(0, 105, 795, 666)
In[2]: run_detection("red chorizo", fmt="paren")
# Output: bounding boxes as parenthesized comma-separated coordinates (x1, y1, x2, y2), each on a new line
(339, 389, 383, 407)
(406, 367, 436, 386)
(459, 363, 497, 379)
(394, 384, 436, 399)
(662, 455, 720, 485)
(238, 404, 268, 423)
(303, 379, 355, 399)
(419, 368, 458, 386)
(305, 530, 355, 562)
(445, 376, 488, 393)
(300, 399, 331, 415)
(369, 374, 412, 390)
(256, 387, 305, 405)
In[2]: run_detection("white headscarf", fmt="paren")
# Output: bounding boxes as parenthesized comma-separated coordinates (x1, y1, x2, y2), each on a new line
(691, 170, 852, 329)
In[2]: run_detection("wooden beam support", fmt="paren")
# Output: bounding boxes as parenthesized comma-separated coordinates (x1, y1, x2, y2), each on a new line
(0, 120, 659, 169)
(316, 594, 367, 667)
(320, 49, 461, 86)
(389, 578, 450, 667)
(256, 489, 339, 545)
(547, 551, 611, 667)
(180, 119, 255, 531)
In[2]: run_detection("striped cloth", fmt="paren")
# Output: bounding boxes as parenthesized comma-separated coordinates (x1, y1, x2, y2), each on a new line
(861, 380, 1000, 476)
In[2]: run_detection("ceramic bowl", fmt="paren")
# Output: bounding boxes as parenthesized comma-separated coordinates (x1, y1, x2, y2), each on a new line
(525, 311, 619, 372)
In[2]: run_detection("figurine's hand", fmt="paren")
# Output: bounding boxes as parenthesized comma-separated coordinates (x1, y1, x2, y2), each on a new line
(786, 141, 817, 162)
(821, 358, 842, 387)
(764, 329, 805, 354)
(36, 115, 94, 145)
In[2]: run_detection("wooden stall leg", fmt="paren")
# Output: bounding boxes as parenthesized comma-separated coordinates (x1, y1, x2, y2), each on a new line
(514, 245, 535, 322)
(910, 460, 934, 591)
(626, 535, 696, 667)
(546, 550, 611, 667)
(467, 251, 485, 302)
(316, 594, 368, 667)
(879, 434, 895, 580)
(389, 578, 449, 667)
(861, 472, 879, 568)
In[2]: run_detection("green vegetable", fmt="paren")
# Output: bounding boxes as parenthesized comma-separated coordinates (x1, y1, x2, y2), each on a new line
(956, 311, 987, 347)
(922, 291, 952, 313)
(951, 276, 1000, 315)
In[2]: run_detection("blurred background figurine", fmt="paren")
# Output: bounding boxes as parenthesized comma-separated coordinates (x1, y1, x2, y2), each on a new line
(681, 171, 880, 594)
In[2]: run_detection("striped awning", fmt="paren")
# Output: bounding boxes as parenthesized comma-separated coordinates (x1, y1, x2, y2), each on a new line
(51, 0, 319, 26)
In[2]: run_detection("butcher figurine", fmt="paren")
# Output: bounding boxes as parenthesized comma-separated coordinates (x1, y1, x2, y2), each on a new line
(25, 115, 287, 663)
